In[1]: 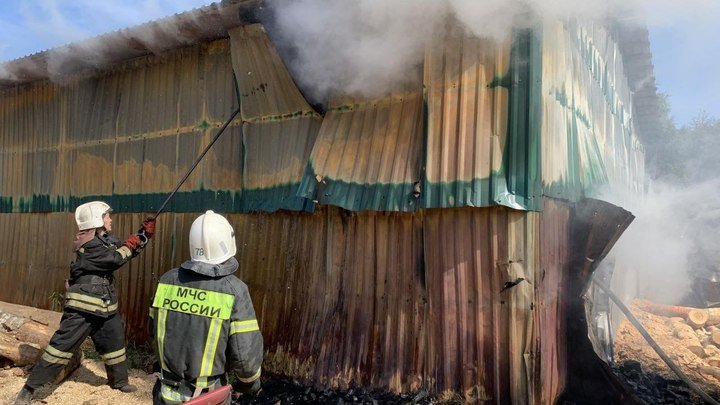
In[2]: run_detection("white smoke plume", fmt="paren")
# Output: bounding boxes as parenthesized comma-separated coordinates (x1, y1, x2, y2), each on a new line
(607, 179, 720, 308)
(268, 0, 720, 311)
(267, 0, 720, 101)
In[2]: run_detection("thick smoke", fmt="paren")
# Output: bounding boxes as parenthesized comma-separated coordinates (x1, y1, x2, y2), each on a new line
(603, 182, 715, 305)
(267, 0, 719, 101)
(266, 0, 720, 311)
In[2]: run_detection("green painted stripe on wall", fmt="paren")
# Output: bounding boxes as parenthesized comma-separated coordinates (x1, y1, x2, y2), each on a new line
(298, 162, 419, 212)
(0, 185, 315, 214)
(242, 184, 315, 213)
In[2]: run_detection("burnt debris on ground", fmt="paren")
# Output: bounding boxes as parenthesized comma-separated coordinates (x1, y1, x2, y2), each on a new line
(234, 374, 441, 405)
(613, 360, 697, 404)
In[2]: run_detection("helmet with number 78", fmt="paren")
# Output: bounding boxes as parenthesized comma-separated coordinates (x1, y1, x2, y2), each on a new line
(189, 210, 237, 264)
(75, 201, 112, 231)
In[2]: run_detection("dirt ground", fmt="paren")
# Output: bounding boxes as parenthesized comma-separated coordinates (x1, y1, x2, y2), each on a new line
(0, 302, 440, 405)
(0, 301, 157, 404)
(614, 300, 720, 401)
(0, 361, 156, 405)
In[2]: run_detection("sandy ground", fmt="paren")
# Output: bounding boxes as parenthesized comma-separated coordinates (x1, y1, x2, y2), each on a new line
(614, 301, 720, 397)
(0, 360, 157, 405)
(0, 301, 157, 404)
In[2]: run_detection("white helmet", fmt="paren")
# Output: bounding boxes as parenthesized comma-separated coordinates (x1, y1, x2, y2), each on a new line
(189, 210, 237, 264)
(75, 201, 112, 231)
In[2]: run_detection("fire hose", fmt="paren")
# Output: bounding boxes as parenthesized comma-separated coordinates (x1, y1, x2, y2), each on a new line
(593, 279, 720, 405)
(137, 107, 241, 244)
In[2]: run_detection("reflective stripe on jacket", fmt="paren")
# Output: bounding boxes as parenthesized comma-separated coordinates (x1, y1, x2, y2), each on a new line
(65, 233, 135, 317)
(150, 257, 263, 395)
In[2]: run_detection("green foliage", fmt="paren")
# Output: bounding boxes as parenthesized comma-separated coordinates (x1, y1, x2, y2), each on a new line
(642, 93, 720, 186)
(642, 93, 682, 182)
(48, 290, 65, 312)
(82, 347, 101, 360)
(82, 343, 156, 372)
(677, 112, 720, 184)
(125, 343, 156, 371)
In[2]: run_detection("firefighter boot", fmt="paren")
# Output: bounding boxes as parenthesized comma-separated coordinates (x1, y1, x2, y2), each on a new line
(116, 383, 138, 393)
(13, 385, 34, 405)
(106, 361, 136, 392)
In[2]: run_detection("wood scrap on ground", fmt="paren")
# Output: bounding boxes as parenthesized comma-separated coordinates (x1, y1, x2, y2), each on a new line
(0, 307, 82, 383)
(614, 299, 720, 400)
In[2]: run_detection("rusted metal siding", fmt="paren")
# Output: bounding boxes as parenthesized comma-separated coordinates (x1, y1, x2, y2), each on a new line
(0, 213, 74, 309)
(232, 208, 428, 392)
(0, 39, 269, 213)
(535, 199, 570, 404)
(0, 201, 572, 403)
(0, 83, 63, 211)
(229, 24, 320, 212)
(424, 206, 543, 403)
(541, 20, 646, 201)
(298, 92, 424, 212)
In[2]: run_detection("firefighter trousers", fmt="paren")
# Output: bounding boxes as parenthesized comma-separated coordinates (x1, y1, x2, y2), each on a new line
(26, 309, 129, 389)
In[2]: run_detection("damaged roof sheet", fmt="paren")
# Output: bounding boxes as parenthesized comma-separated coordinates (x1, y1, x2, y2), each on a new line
(229, 24, 321, 212)
(297, 92, 424, 212)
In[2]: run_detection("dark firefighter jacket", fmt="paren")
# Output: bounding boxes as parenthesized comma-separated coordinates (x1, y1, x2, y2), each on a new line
(149, 257, 263, 402)
(65, 232, 137, 317)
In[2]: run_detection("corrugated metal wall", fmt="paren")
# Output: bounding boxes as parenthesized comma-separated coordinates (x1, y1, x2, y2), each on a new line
(231, 203, 568, 403)
(423, 27, 543, 211)
(0, 41, 242, 213)
(0, 203, 569, 403)
(298, 91, 424, 212)
(229, 25, 321, 212)
(0, 15, 643, 404)
(541, 19, 646, 201)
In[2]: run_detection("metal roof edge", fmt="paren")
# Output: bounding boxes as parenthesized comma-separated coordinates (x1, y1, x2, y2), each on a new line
(0, 0, 253, 90)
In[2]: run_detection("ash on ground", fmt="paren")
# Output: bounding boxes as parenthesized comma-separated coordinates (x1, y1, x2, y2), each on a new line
(234, 374, 440, 405)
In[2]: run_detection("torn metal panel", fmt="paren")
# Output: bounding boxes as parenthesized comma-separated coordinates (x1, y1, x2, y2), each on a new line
(229, 24, 316, 120)
(298, 92, 424, 212)
(560, 198, 639, 404)
(229, 24, 320, 212)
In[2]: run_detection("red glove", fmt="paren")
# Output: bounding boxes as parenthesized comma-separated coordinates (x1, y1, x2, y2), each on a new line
(141, 217, 156, 239)
(124, 234, 142, 251)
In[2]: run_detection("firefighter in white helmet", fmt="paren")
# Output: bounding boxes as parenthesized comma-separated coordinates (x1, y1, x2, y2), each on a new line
(149, 210, 263, 404)
(14, 201, 156, 405)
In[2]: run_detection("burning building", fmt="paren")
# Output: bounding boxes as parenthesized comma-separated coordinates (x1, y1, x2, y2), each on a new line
(0, 0, 662, 403)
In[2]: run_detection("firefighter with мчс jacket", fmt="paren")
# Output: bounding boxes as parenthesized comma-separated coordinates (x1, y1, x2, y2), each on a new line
(13, 201, 156, 405)
(149, 210, 263, 404)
